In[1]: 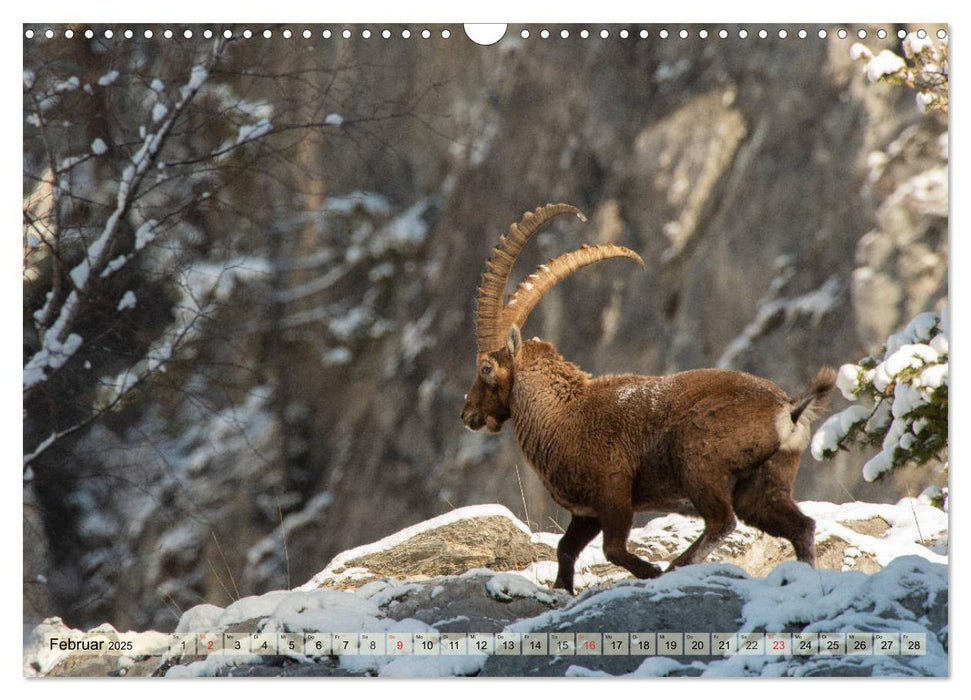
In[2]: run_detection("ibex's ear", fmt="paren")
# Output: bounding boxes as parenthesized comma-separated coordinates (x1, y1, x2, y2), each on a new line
(506, 324, 522, 359)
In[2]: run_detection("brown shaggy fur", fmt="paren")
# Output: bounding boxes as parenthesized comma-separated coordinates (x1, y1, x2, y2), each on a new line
(462, 330, 836, 594)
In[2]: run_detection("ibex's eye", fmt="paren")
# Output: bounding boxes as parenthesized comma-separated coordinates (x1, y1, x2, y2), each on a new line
(480, 365, 492, 376)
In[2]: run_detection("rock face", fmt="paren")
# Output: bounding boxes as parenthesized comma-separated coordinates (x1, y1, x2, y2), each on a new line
(26, 502, 947, 678)
(23, 24, 948, 633)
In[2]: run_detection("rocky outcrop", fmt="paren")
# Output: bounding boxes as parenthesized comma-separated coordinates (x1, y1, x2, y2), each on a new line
(301, 507, 557, 589)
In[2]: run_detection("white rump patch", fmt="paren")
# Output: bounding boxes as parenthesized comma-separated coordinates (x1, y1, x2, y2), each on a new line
(775, 407, 810, 452)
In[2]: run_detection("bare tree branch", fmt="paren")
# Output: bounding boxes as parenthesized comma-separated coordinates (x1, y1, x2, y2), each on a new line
(24, 36, 229, 397)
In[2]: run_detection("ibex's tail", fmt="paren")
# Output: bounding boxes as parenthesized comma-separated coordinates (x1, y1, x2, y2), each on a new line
(790, 367, 837, 425)
(775, 367, 836, 452)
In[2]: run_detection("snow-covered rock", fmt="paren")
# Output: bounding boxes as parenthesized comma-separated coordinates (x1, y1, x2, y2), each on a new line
(483, 556, 946, 677)
(299, 504, 555, 590)
(26, 501, 947, 677)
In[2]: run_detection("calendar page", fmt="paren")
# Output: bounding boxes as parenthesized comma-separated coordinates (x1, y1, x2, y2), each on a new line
(22, 9, 949, 682)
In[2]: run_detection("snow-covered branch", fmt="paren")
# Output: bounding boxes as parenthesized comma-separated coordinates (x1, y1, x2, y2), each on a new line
(811, 309, 948, 508)
(24, 39, 227, 395)
(851, 33, 948, 114)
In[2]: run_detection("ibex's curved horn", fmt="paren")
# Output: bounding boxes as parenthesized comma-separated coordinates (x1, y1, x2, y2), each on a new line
(501, 244, 645, 332)
(475, 203, 585, 354)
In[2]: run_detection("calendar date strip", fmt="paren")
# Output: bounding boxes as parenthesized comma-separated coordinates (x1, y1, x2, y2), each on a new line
(45, 631, 928, 657)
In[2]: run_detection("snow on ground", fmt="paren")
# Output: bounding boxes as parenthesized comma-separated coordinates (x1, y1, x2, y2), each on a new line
(558, 556, 947, 677)
(24, 617, 168, 677)
(197, 501, 944, 676)
(497, 554, 946, 677)
(801, 500, 947, 564)
(166, 586, 466, 678)
(485, 573, 558, 605)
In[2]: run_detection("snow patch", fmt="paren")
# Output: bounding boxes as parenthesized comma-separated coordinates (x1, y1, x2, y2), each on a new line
(322, 347, 352, 366)
(151, 102, 168, 123)
(368, 199, 432, 256)
(236, 118, 272, 145)
(485, 573, 557, 604)
(97, 70, 120, 86)
(866, 51, 907, 81)
(55, 76, 80, 92)
(116, 291, 137, 311)
(135, 219, 157, 250)
(23, 331, 84, 389)
(836, 363, 863, 400)
(187, 65, 208, 91)
(903, 33, 935, 57)
(811, 405, 871, 460)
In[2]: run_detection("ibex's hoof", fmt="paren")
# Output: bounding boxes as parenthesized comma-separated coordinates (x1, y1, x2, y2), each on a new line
(553, 578, 575, 595)
(635, 563, 663, 579)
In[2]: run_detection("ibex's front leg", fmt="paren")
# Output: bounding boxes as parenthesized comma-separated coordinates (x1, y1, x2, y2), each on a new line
(553, 515, 601, 594)
(599, 496, 662, 581)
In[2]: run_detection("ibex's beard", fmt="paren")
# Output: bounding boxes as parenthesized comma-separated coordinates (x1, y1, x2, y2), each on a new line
(460, 410, 505, 434)
(461, 404, 485, 431)
(462, 414, 484, 431)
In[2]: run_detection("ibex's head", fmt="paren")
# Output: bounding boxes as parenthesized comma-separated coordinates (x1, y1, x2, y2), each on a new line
(461, 325, 522, 433)
(461, 203, 644, 433)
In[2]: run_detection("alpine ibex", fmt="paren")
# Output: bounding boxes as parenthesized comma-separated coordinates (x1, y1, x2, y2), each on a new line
(461, 203, 836, 594)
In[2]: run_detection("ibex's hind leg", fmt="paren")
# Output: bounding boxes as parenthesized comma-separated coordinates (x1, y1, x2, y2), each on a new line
(600, 501, 662, 580)
(733, 453, 817, 566)
(669, 471, 737, 570)
(554, 515, 601, 594)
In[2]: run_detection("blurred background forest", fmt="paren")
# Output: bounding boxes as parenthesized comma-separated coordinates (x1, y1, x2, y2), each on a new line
(23, 24, 947, 633)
